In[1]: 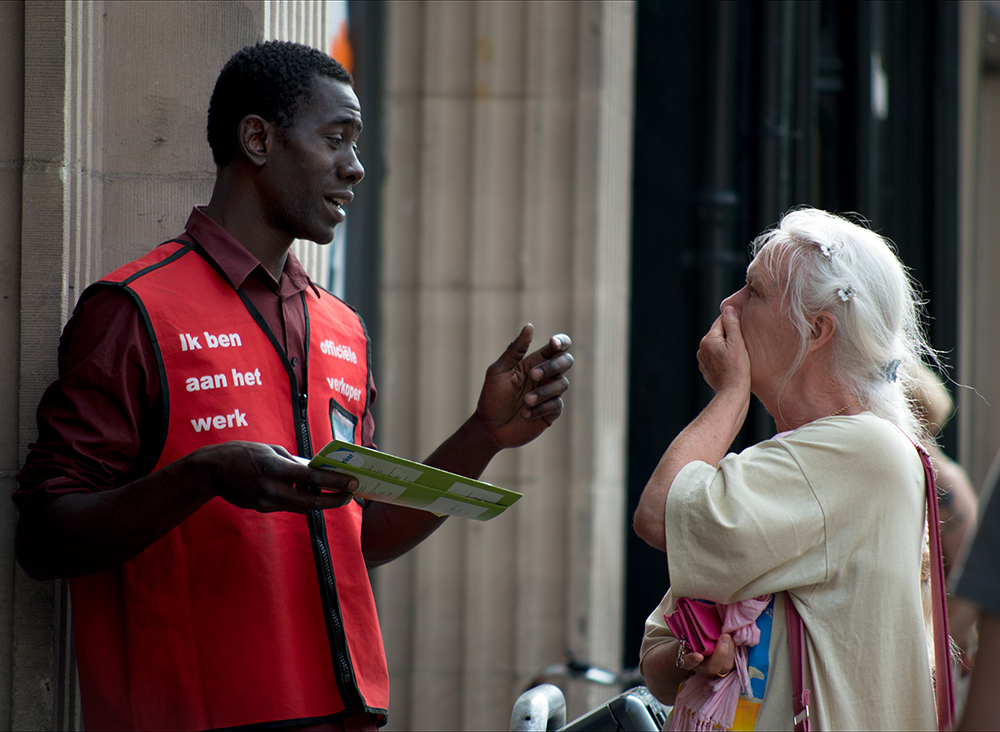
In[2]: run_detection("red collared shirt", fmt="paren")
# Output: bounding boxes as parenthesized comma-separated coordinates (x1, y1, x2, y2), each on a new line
(15, 207, 376, 504)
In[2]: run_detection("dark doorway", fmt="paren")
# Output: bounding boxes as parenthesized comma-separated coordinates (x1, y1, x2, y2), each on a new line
(624, 0, 959, 670)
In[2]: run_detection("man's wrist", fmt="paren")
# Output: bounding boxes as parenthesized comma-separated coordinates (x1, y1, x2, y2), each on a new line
(168, 449, 217, 505)
(466, 410, 506, 454)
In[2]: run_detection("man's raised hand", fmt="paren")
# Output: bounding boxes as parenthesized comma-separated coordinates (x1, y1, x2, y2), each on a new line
(474, 324, 574, 450)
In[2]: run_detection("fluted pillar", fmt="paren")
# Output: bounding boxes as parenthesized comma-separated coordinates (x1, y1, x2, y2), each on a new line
(375, 2, 636, 728)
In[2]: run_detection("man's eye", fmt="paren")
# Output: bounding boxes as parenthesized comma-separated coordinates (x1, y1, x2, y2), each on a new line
(327, 136, 342, 148)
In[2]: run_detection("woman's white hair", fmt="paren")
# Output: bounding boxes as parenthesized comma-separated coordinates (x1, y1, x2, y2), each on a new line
(750, 207, 937, 443)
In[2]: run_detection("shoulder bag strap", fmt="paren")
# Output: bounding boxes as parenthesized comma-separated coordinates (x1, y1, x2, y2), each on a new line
(918, 446, 956, 731)
(785, 592, 811, 732)
(785, 593, 810, 731)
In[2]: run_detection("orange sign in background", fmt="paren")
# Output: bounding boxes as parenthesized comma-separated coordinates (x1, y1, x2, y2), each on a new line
(327, 0, 353, 73)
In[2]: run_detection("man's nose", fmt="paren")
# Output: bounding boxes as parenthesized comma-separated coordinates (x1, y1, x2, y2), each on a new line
(341, 152, 364, 184)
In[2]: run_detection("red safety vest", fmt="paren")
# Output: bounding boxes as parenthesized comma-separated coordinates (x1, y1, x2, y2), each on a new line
(68, 239, 389, 731)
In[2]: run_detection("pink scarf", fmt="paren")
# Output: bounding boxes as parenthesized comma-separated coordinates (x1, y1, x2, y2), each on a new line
(669, 595, 772, 732)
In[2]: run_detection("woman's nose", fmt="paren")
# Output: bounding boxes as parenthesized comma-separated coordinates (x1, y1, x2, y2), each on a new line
(720, 290, 740, 314)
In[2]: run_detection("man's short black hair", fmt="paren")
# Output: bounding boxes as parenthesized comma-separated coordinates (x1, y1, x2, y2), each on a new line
(207, 40, 354, 166)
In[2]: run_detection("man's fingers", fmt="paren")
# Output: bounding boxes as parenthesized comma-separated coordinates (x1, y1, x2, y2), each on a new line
(301, 467, 359, 494)
(491, 323, 534, 373)
(270, 444, 297, 460)
(524, 376, 570, 406)
(271, 462, 359, 511)
(521, 333, 572, 380)
(268, 482, 357, 512)
(278, 451, 360, 493)
(267, 450, 359, 509)
(307, 490, 357, 509)
(520, 396, 564, 421)
(538, 333, 572, 360)
(528, 351, 575, 382)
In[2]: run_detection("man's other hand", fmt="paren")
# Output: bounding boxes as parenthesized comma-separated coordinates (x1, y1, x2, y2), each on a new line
(188, 441, 359, 512)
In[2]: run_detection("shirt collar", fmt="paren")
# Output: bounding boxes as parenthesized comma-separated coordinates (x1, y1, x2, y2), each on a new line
(183, 206, 319, 299)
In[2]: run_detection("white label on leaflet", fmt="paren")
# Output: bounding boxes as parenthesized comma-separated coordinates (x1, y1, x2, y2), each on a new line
(447, 481, 504, 505)
(326, 449, 422, 483)
(355, 479, 407, 501)
(425, 497, 489, 520)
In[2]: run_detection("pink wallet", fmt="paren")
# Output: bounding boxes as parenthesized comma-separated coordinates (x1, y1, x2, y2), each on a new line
(664, 598, 723, 656)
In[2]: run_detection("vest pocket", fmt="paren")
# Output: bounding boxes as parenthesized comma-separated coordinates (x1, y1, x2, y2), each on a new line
(330, 398, 357, 445)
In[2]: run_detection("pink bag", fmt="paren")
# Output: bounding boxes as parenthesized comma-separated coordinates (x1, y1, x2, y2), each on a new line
(664, 598, 723, 656)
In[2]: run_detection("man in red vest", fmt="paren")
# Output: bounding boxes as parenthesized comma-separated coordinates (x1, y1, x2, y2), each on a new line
(13, 41, 573, 732)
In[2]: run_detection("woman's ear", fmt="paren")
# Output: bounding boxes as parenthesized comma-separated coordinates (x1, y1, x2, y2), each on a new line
(237, 115, 270, 167)
(809, 311, 837, 350)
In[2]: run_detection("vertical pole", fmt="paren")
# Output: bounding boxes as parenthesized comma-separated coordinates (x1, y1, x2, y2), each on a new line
(696, 0, 741, 406)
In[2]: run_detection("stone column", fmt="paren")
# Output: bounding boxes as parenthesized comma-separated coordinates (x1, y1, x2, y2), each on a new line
(375, 2, 636, 728)
(958, 1, 1000, 488)
(1, 2, 28, 728)
(15, 2, 102, 725)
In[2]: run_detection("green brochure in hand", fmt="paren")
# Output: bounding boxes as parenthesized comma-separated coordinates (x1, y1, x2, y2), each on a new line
(307, 440, 522, 521)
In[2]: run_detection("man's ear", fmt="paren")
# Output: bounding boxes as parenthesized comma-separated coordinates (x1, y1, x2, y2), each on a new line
(809, 311, 837, 350)
(237, 115, 270, 168)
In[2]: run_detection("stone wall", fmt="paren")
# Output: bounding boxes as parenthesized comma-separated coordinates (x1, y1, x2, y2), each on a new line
(373, 2, 635, 728)
(958, 1, 1000, 490)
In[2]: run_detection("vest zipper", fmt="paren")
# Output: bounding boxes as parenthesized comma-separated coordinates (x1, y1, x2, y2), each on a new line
(298, 390, 366, 715)
(299, 393, 311, 453)
(309, 510, 361, 708)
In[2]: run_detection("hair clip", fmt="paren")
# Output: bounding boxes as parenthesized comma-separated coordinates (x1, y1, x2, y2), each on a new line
(837, 286, 855, 302)
(819, 243, 838, 260)
(884, 359, 901, 383)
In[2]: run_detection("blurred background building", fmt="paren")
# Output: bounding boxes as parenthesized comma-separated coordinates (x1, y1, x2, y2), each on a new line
(0, 1, 998, 730)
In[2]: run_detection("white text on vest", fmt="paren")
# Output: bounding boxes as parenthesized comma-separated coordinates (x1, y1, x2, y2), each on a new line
(179, 331, 244, 351)
(327, 377, 362, 403)
(320, 339, 358, 363)
(190, 409, 249, 433)
(185, 368, 263, 392)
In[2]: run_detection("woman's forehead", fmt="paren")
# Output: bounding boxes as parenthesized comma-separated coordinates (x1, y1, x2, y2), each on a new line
(746, 258, 771, 283)
(749, 244, 787, 282)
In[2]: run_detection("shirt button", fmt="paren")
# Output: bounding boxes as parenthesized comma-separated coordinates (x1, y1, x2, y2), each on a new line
(291, 357, 299, 366)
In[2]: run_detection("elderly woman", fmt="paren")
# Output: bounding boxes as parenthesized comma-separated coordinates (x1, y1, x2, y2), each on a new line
(633, 208, 948, 730)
